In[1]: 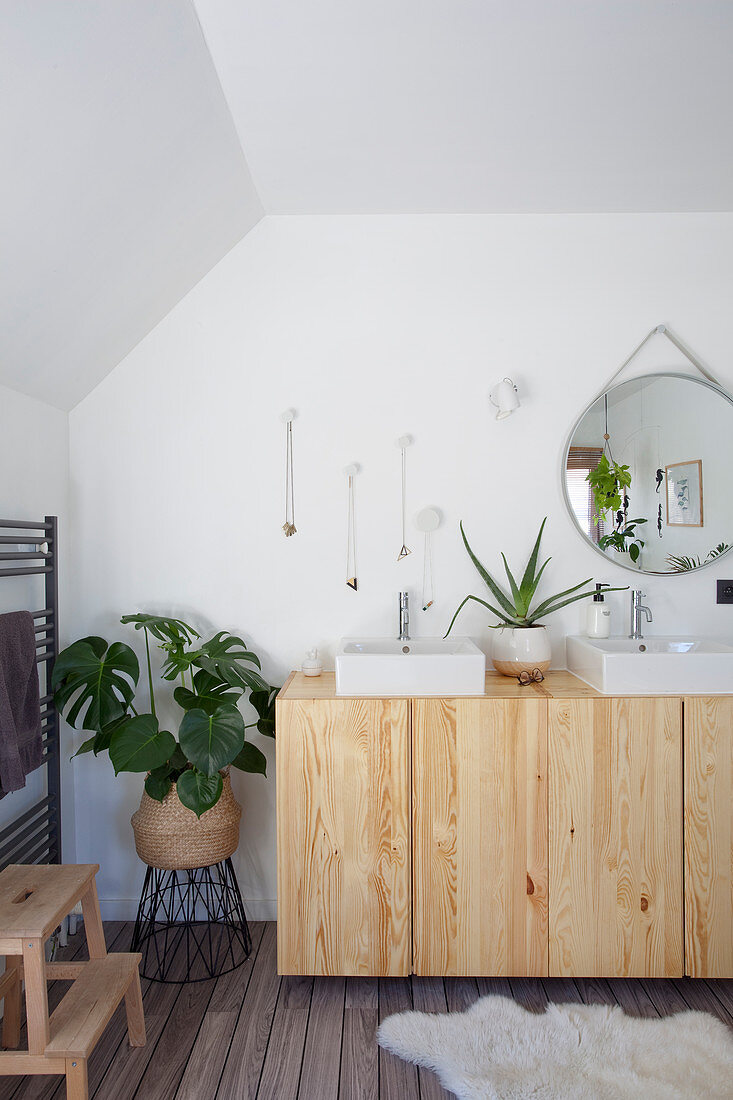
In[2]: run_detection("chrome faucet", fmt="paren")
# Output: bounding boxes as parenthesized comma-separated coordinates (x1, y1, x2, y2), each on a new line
(630, 590, 653, 640)
(398, 591, 410, 642)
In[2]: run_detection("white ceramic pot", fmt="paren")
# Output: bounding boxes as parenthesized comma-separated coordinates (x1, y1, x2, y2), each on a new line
(491, 625, 551, 677)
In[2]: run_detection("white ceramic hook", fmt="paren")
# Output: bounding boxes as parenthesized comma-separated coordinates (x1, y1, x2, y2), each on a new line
(344, 463, 360, 477)
(396, 434, 413, 449)
(415, 507, 441, 532)
(280, 408, 297, 423)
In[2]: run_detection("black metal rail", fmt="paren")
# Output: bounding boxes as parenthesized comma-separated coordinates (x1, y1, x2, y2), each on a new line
(0, 516, 60, 868)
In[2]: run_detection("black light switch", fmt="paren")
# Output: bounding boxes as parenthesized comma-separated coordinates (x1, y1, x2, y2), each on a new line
(716, 580, 733, 604)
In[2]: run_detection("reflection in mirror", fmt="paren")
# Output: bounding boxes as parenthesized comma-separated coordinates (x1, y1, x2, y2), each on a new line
(563, 373, 733, 574)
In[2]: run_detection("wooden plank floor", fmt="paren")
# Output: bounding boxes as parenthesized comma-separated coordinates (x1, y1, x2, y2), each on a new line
(1, 922, 732, 1100)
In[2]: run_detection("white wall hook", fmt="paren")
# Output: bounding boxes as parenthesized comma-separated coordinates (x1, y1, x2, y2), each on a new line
(344, 463, 360, 476)
(396, 434, 413, 448)
(280, 407, 297, 423)
(415, 507, 441, 532)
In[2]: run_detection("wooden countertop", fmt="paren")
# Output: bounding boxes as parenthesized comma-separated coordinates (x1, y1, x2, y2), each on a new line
(277, 669, 604, 701)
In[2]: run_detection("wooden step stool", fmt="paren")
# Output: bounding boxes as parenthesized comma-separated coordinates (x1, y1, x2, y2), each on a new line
(0, 863, 145, 1099)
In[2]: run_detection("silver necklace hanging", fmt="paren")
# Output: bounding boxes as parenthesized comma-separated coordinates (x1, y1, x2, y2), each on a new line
(345, 464, 359, 590)
(396, 435, 413, 561)
(281, 409, 297, 536)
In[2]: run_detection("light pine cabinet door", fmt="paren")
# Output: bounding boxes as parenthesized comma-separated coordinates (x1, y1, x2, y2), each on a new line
(412, 698, 548, 976)
(684, 696, 733, 978)
(276, 698, 410, 976)
(549, 698, 683, 977)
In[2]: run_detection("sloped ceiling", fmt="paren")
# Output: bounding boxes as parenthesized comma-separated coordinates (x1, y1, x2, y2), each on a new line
(195, 0, 733, 214)
(0, 1, 262, 410)
(3, 1, 733, 410)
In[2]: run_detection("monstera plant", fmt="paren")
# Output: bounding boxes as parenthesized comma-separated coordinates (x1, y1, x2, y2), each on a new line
(53, 613, 277, 817)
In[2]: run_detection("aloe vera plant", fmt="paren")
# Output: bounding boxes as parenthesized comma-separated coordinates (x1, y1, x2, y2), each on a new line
(445, 518, 627, 635)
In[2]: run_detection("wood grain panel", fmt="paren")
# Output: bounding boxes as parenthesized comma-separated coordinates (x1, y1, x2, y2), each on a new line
(548, 697, 683, 977)
(684, 696, 733, 978)
(276, 698, 410, 976)
(412, 698, 548, 976)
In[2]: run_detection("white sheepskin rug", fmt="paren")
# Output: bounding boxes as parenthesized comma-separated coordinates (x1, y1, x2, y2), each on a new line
(377, 994, 733, 1099)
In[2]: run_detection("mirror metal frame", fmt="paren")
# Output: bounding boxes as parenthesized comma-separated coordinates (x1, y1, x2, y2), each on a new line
(561, 371, 733, 576)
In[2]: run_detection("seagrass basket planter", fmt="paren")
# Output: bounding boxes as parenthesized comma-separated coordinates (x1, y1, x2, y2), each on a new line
(131, 771, 241, 870)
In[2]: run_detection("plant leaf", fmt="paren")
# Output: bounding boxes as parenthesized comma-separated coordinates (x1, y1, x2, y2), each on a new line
(71, 735, 97, 759)
(120, 614, 199, 646)
(529, 578, 594, 622)
(501, 554, 525, 617)
(53, 638, 139, 731)
(249, 686, 278, 738)
(231, 740, 268, 776)
(444, 594, 524, 638)
(518, 518, 547, 604)
(530, 584, 628, 621)
(145, 767, 172, 802)
(173, 674, 240, 716)
(178, 703, 245, 776)
(109, 715, 176, 774)
(521, 556, 551, 613)
(459, 524, 517, 618)
(176, 769, 223, 818)
(193, 632, 268, 693)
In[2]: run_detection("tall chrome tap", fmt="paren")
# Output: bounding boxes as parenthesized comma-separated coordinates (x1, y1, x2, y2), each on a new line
(398, 591, 410, 642)
(629, 590, 653, 640)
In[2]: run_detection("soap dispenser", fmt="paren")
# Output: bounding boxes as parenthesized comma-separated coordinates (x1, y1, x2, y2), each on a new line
(586, 584, 611, 639)
(302, 648, 323, 677)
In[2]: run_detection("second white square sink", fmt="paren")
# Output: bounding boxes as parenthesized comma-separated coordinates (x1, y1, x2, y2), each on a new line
(567, 635, 733, 695)
(335, 637, 486, 696)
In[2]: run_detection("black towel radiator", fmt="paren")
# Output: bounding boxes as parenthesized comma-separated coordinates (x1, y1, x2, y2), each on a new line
(0, 517, 60, 868)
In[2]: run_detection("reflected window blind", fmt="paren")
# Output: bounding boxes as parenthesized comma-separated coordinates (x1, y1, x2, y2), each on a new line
(566, 446, 605, 544)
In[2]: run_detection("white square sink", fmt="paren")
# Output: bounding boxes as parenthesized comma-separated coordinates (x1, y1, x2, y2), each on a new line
(335, 637, 486, 697)
(567, 635, 733, 695)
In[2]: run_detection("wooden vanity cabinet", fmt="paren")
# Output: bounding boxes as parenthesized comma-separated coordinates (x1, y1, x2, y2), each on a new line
(548, 697, 683, 977)
(412, 698, 548, 976)
(277, 675, 730, 978)
(276, 696, 410, 976)
(684, 696, 733, 978)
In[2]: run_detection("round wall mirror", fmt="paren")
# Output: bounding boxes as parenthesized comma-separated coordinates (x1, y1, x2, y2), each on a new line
(562, 372, 733, 574)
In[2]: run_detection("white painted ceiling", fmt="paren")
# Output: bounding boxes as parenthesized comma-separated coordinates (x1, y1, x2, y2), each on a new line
(195, 0, 733, 214)
(0, 1, 261, 410)
(3, 1, 733, 409)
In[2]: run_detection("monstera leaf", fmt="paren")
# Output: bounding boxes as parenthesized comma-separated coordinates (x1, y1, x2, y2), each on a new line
(193, 633, 268, 693)
(176, 769, 223, 818)
(108, 715, 176, 774)
(71, 715, 129, 760)
(178, 703, 245, 776)
(120, 613, 199, 647)
(52, 637, 139, 731)
(249, 685, 278, 738)
(144, 764, 173, 802)
(173, 669, 240, 715)
(120, 613, 202, 681)
(231, 740, 267, 776)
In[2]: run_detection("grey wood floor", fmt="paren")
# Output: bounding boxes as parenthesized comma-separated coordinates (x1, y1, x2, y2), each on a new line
(2, 921, 732, 1099)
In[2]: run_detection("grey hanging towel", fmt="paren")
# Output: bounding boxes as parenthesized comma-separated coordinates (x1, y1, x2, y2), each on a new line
(0, 611, 42, 797)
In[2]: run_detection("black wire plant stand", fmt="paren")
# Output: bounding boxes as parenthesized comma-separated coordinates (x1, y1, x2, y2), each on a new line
(130, 857, 252, 982)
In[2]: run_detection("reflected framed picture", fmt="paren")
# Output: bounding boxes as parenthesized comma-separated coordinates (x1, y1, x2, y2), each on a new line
(666, 460, 703, 527)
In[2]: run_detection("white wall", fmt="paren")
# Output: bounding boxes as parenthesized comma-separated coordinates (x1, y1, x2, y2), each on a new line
(0, 383, 73, 860)
(68, 213, 733, 918)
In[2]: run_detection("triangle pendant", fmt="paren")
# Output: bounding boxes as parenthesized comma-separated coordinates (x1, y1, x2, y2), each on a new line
(346, 577, 358, 591)
(397, 545, 412, 561)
